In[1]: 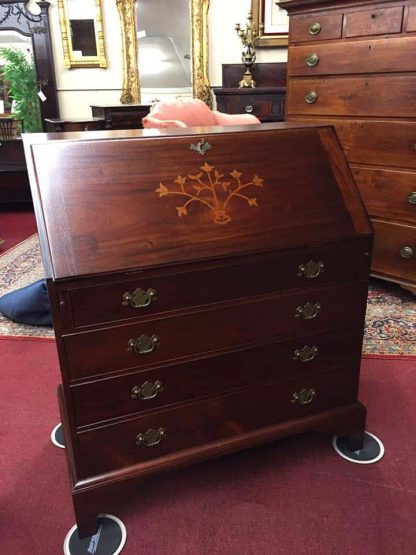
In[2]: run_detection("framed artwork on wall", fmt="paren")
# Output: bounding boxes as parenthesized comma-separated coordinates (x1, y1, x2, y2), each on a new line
(252, 0, 289, 47)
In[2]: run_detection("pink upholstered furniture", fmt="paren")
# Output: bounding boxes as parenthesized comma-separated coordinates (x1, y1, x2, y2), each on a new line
(142, 98, 261, 129)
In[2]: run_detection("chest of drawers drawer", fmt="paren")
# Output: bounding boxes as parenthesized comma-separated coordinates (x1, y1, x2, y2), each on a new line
(61, 241, 369, 330)
(290, 12, 343, 42)
(344, 5, 403, 38)
(71, 326, 364, 428)
(351, 166, 416, 224)
(63, 281, 369, 381)
(75, 365, 358, 477)
(286, 76, 416, 118)
(288, 36, 416, 77)
(214, 90, 285, 122)
(371, 219, 416, 282)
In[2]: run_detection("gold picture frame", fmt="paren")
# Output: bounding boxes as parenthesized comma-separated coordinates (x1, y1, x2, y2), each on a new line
(252, 0, 289, 47)
(116, 0, 212, 106)
(58, 0, 107, 68)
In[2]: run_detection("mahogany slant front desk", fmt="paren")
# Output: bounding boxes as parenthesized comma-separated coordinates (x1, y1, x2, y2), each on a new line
(23, 123, 373, 537)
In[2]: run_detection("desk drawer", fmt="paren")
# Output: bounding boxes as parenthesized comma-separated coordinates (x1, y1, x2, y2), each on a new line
(64, 281, 368, 380)
(71, 326, 363, 427)
(65, 242, 368, 329)
(344, 6, 403, 38)
(288, 37, 416, 76)
(76, 365, 358, 477)
(217, 94, 285, 121)
(371, 220, 416, 282)
(286, 76, 416, 118)
(289, 13, 343, 43)
(352, 166, 416, 225)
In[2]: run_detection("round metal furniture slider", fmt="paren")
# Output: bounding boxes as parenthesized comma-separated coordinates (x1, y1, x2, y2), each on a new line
(400, 246, 414, 259)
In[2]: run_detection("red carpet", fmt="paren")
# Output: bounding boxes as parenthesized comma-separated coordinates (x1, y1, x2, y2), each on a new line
(0, 211, 37, 253)
(0, 337, 415, 554)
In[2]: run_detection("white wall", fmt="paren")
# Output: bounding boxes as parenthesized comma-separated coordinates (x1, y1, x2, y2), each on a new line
(45, 0, 287, 118)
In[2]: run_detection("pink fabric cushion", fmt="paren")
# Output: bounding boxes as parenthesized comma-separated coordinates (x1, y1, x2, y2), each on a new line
(142, 114, 187, 129)
(146, 99, 217, 127)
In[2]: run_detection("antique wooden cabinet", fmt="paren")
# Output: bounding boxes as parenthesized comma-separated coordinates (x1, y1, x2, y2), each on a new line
(23, 123, 372, 537)
(282, 0, 416, 294)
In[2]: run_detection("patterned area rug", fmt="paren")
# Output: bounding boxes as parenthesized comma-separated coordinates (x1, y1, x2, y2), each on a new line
(0, 235, 415, 355)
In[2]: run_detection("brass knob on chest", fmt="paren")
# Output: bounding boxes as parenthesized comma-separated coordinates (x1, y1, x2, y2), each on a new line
(295, 302, 321, 320)
(245, 105, 254, 113)
(400, 246, 414, 259)
(136, 427, 166, 447)
(127, 334, 160, 355)
(305, 90, 317, 104)
(122, 287, 156, 308)
(408, 192, 416, 204)
(305, 53, 319, 67)
(293, 345, 319, 362)
(297, 260, 324, 279)
(131, 380, 163, 400)
(308, 22, 321, 35)
(292, 388, 316, 405)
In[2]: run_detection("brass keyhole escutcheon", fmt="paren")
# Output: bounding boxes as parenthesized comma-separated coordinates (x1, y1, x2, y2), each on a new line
(305, 91, 317, 104)
(122, 287, 156, 308)
(297, 260, 324, 279)
(136, 427, 166, 447)
(308, 22, 321, 35)
(293, 345, 319, 363)
(127, 334, 160, 355)
(131, 380, 163, 400)
(400, 246, 414, 259)
(295, 302, 321, 320)
(305, 53, 319, 67)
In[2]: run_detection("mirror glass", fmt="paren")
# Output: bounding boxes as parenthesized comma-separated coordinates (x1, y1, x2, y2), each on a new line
(58, 0, 107, 68)
(118, 0, 211, 106)
(136, 0, 191, 94)
(0, 31, 33, 115)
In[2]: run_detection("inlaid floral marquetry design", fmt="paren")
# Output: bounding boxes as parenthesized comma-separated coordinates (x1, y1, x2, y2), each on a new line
(155, 163, 265, 225)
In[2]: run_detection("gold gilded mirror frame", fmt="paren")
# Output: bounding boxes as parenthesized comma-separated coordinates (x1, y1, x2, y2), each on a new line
(117, 0, 212, 106)
(58, 0, 107, 68)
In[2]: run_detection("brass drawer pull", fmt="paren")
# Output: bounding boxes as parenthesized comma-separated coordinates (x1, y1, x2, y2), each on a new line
(297, 260, 324, 279)
(293, 345, 319, 362)
(408, 192, 416, 204)
(245, 105, 254, 113)
(136, 427, 166, 447)
(308, 22, 321, 35)
(306, 53, 319, 67)
(400, 246, 414, 259)
(292, 388, 316, 405)
(122, 287, 156, 308)
(295, 302, 321, 319)
(131, 380, 163, 400)
(305, 90, 317, 104)
(127, 334, 160, 355)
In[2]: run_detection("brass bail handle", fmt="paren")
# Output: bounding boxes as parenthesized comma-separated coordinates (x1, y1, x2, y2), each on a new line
(131, 380, 163, 400)
(136, 427, 166, 447)
(127, 334, 160, 355)
(292, 388, 316, 405)
(122, 287, 156, 308)
(297, 260, 324, 279)
(293, 345, 319, 363)
(295, 302, 321, 320)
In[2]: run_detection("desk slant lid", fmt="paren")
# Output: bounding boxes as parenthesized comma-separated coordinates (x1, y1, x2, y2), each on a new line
(24, 123, 371, 280)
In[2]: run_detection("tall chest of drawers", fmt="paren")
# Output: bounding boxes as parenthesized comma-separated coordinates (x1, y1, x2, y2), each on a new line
(282, 0, 416, 294)
(24, 123, 372, 537)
